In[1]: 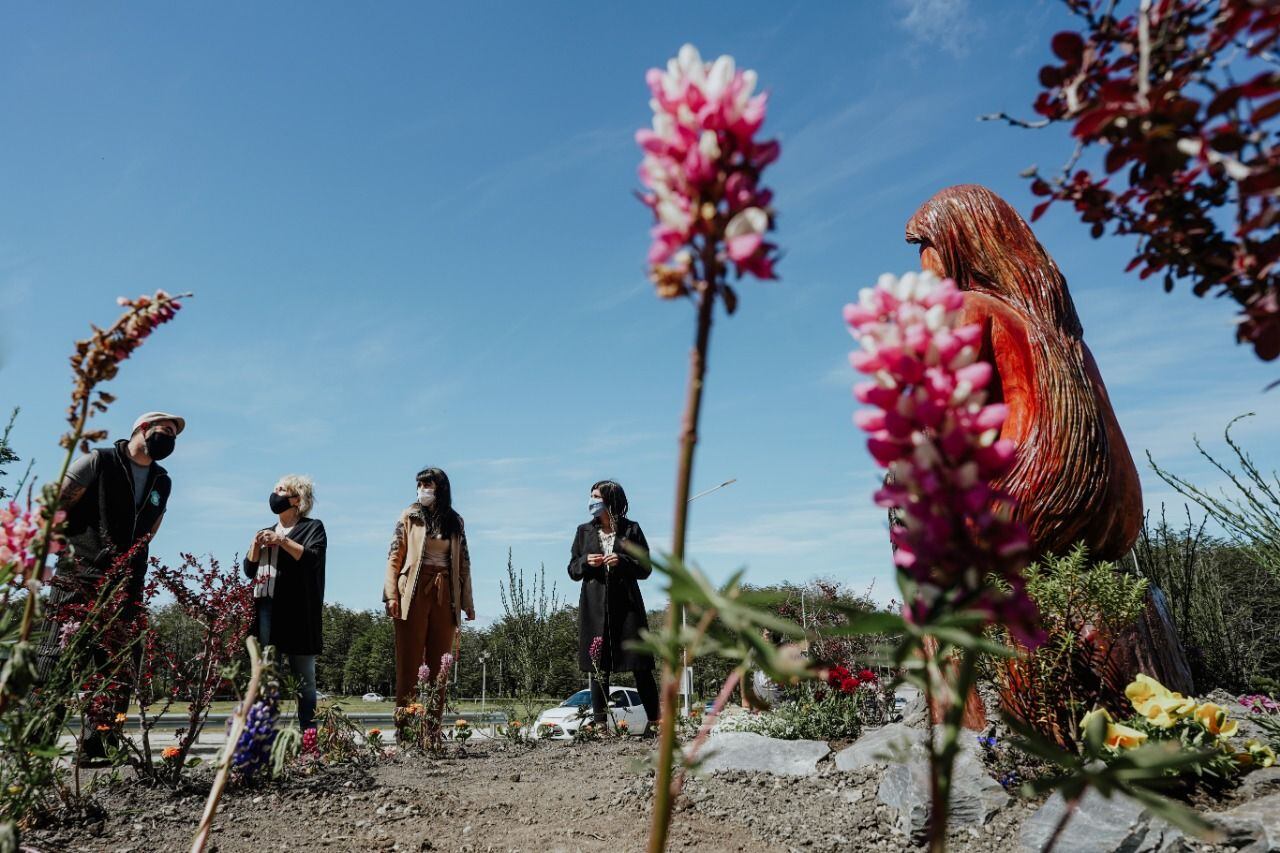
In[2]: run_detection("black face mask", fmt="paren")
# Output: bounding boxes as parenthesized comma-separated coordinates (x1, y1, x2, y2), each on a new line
(269, 492, 294, 514)
(144, 431, 175, 461)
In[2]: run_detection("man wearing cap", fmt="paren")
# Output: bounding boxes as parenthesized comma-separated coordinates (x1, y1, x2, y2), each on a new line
(57, 412, 183, 587)
(36, 412, 183, 760)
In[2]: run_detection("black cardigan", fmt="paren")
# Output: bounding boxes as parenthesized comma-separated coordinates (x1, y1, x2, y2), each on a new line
(567, 518, 654, 673)
(242, 516, 327, 656)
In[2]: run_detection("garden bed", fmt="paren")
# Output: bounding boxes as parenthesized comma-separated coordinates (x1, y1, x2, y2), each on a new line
(19, 726, 1280, 852)
(11, 738, 1034, 853)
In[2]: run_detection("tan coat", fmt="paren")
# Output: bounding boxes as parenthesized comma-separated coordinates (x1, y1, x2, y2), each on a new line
(383, 505, 474, 624)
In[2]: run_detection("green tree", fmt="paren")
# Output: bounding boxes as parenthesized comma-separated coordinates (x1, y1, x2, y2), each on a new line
(495, 550, 565, 717)
(0, 409, 25, 501)
(318, 604, 374, 692)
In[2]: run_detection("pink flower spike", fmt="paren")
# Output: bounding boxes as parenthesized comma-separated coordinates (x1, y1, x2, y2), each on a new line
(845, 271, 1037, 645)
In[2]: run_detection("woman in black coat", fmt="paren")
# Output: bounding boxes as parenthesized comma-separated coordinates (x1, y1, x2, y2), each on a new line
(243, 475, 327, 730)
(567, 480, 659, 732)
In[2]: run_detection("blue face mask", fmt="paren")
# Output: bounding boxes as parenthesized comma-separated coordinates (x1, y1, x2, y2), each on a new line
(588, 499, 606, 518)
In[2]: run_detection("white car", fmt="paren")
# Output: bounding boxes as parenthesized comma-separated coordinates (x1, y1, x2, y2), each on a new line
(361, 692, 385, 702)
(533, 686, 648, 740)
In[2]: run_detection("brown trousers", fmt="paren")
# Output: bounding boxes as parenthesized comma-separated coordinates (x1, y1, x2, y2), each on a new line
(393, 569, 456, 708)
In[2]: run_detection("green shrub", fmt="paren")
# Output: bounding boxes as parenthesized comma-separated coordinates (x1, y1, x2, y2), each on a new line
(716, 692, 863, 742)
(993, 544, 1149, 749)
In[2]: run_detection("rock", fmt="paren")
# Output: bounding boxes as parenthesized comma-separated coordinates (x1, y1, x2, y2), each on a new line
(896, 686, 927, 727)
(1019, 789, 1153, 853)
(1240, 766, 1280, 798)
(700, 732, 831, 776)
(878, 753, 1008, 842)
(834, 724, 927, 771)
(1210, 791, 1280, 853)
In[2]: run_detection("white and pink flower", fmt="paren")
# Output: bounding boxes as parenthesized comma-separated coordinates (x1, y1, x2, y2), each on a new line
(1, 500, 65, 587)
(844, 272, 1043, 647)
(637, 44, 779, 281)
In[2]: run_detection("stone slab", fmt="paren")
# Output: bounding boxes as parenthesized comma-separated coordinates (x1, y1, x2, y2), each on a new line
(700, 731, 831, 777)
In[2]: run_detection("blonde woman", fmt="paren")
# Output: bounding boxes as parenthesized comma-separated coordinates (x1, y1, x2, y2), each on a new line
(383, 467, 475, 714)
(243, 474, 327, 729)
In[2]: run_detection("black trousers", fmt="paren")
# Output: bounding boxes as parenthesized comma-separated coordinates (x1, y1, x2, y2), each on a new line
(589, 669, 660, 725)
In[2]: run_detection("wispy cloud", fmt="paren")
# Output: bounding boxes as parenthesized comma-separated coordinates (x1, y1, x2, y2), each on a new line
(895, 0, 982, 58)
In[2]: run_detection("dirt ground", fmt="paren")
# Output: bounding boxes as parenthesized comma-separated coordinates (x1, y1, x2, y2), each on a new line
(20, 738, 1052, 853)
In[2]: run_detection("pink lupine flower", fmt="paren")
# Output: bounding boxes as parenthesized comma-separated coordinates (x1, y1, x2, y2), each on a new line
(58, 620, 82, 650)
(437, 653, 454, 681)
(845, 272, 1043, 648)
(589, 635, 604, 665)
(637, 44, 780, 285)
(301, 727, 319, 755)
(417, 664, 431, 684)
(1, 501, 65, 586)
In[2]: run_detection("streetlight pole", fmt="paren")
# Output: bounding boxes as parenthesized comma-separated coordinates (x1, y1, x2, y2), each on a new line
(680, 478, 737, 715)
(479, 651, 490, 723)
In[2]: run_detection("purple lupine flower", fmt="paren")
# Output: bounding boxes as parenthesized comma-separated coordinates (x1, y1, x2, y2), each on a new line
(231, 687, 279, 782)
(417, 664, 431, 684)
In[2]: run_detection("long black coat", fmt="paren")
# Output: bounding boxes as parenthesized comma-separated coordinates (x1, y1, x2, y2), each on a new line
(243, 517, 327, 656)
(568, 518, 654, 673)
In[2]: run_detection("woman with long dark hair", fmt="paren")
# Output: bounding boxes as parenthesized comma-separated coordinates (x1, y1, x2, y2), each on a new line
(383, 467, 474, 714)
(567, 480, 659, 734)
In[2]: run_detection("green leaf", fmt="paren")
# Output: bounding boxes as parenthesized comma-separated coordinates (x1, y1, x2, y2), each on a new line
(924, 625, 1016, 657)
(1118, 784, 1217, 840)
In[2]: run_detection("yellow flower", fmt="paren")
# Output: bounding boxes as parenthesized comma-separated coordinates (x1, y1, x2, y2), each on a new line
(1080, 707, 1112, 735)
(7, 784, 22, 796)
(455, 719, 468, 728)
(1125, 674, 1194, 728)
(1082, 707, 1146, 750)
(1193, 703, 1239, 738)
(114, 712, 128, 725)
(1124, 674, 1163, 711)
(1236, 740, 1277, 768)
(1106, 722, 1148, 750)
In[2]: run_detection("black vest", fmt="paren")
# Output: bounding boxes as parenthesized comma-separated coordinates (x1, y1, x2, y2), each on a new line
(63, 440, 171, 586)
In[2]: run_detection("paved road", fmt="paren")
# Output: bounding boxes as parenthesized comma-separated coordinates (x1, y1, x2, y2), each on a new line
(57, 710, 510, 758)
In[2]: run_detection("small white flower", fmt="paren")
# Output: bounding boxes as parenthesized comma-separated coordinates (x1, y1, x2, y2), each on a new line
(698, 130, 721, 162)
(705, 55, 736, 99)
(725, 206, 770, 239)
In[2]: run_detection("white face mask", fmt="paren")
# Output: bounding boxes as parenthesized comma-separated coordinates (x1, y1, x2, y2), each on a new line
(417, 487, 436, 507)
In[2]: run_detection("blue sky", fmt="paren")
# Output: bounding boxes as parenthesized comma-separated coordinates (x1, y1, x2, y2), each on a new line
(3, 1, 1278, 625)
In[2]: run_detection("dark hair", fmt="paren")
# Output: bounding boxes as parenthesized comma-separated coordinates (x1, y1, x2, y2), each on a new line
(591, 479, 629, 527)
(415, 466, 460, 537)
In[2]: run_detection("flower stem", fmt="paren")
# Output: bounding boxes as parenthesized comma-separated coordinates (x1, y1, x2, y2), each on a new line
(649, 269, 717, 853)
(191, 637, 262, 853)
(925, 646, 980, 853)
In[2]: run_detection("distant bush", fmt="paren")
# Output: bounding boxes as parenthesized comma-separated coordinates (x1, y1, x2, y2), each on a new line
(1135, 508, 1280, 694)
